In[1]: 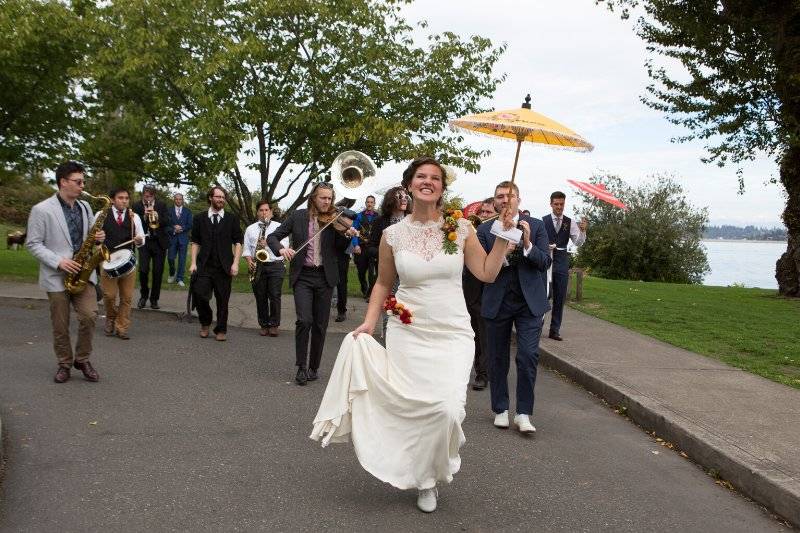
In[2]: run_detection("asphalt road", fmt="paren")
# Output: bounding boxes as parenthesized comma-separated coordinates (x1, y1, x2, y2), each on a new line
(0, 299, 789, 532)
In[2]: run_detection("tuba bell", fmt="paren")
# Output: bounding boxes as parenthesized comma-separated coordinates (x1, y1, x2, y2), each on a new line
(330, 150, 377, 204)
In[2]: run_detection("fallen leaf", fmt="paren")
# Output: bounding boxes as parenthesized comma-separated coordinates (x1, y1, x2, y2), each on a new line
(89, 421, 98, 426)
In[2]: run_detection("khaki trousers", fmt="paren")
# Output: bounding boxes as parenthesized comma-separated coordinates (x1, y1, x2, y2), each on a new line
(47, 286, 98, 368)
(101, 270, 136, 334)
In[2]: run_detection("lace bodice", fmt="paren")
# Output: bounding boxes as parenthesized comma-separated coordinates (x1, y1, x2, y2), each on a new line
(384, 216, 471, 261)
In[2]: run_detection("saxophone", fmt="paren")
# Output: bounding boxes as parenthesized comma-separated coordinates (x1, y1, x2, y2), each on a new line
(249, 222, 269, 283)
(64, 192, 112, 294)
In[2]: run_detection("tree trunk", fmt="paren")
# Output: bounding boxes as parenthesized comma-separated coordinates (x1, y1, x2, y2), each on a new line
(776, 144, 800, 296)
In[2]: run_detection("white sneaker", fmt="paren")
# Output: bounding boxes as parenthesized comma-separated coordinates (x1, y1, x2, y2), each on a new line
(177, 280, 185, 287)
(167, 276, 175, 283)
(514, 414, 536, 434)
(417, 487, 438, 513)
(493, 410, 509, 428)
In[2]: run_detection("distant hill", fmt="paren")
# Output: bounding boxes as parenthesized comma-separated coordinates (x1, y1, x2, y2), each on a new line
(703, 225, 787, 241)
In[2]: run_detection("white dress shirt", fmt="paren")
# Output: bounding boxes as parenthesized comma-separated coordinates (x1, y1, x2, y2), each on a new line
(551, 213, 586, 247)
(207, 207, 224, 220)
(97, 207, 145, 248)
(242, 220, 287, 262)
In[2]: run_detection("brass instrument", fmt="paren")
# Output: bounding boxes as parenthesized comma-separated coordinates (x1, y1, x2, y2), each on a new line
(144, 200, 159, 230)
(468, 213, 500, 229)
(64, 192, 112, 294)
(249, 222, 269, 283)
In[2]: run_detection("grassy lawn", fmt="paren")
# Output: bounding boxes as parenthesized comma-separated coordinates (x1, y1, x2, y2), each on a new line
(0, 221, 366, 297)
(569, 276, 800, 389)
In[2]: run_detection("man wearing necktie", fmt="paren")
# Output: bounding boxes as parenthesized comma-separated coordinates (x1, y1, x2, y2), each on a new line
(542, 191, 588, 341)
(189, 186, 243, 341)
(167, 193, 193, 287)
(478, 181, 551, 434)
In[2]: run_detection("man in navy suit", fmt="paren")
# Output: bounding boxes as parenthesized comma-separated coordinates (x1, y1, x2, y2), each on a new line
(477, 180, 552, 434)
(167, 193, 193, 287)
(542, 191, 587, 341)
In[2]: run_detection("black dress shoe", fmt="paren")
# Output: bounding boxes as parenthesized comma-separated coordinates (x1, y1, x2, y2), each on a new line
(295, 368, 308, 386)
(335, 313, 346, 322)
(548, 332, 563, 341)
(54, 366, 70, 383)
(150, 300, 160, 310)
(137, 297, 147, 309)
(472, 376, 487, 391)
(307, 368, 318, 381)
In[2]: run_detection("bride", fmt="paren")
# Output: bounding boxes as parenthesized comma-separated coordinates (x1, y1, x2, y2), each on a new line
(310, 156, 515, 512)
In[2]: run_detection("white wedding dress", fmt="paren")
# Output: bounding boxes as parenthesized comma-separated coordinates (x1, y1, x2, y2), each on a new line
(310, 216, 474, 490)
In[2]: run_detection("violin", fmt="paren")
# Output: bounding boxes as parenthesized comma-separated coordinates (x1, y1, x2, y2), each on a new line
(316, 207, 358, 236)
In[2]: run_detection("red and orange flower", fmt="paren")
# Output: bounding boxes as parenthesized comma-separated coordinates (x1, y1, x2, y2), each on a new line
(383, 295, 413, 325)
(441, 209, 463, 254)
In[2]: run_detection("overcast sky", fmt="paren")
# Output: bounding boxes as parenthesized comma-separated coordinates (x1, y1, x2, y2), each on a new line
(386, 0, 783, 227)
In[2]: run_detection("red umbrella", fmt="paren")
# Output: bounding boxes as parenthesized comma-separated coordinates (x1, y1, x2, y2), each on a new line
(462, 201, 483, 218)
(567, 179, 628, 210)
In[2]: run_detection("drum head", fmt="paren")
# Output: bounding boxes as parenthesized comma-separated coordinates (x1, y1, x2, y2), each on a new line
(104, 249, 133, 269)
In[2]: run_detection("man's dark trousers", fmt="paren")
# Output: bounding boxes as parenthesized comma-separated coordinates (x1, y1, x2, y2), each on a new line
(335, 252, 350, 315)
(139, 238, 166, 301)
(194, 262, 232, 334)
(354, 249, 377, 296)
(485, 271, 543, 416)
(294, 266, 333, 370)
(550, 268, 568, 335)
(252, 262, 284, 328)
(463, 270, 488, 381)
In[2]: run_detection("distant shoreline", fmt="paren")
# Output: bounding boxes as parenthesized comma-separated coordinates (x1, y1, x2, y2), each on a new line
(701, 239, 787, 244)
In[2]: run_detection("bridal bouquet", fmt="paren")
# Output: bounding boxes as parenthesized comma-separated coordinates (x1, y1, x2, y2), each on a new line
(383, 295, 413, 324)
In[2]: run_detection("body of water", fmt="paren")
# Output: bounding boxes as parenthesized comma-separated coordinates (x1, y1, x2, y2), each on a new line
(702, 240, 786, 289)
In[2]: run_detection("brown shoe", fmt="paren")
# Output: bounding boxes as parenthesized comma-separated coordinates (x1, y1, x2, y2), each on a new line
(259, 328, 268, 336)
(104, 320, 115, 336)
(73, 360, 99, 382)
(116, 331, 130, 340)
(215, 332, 227, 342)
(54, 366, 70, 383)
(200, 326, 209, 338)
(269, 326, 279, 337)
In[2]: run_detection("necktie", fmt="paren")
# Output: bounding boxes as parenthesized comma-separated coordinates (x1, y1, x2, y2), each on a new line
(555, 217, 561, 232)
(116, 210, 123, 226)
(212, 214, 219, 225)
(176, 207, 181, 219)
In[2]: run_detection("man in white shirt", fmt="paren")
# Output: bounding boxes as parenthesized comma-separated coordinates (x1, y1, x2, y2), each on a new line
(96, 187, 145, 340)
(243, 201, 288, 337)
(541, 191, 587, 341)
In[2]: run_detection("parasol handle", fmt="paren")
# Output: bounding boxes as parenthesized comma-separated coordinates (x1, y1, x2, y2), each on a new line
(511, 137, 523, 184)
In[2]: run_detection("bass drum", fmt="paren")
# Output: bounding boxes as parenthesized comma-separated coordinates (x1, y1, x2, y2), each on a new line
(102, 249, 137, 278)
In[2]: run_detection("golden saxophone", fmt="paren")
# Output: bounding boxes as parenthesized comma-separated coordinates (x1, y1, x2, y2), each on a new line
(249, 222, 269, 283)
(64, 192, 112, 294)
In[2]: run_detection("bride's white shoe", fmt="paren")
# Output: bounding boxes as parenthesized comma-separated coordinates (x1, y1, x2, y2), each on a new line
(417, 487, 438, 513)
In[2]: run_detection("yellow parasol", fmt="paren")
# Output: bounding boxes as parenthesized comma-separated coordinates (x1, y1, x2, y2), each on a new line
(449, 94, 593, 183)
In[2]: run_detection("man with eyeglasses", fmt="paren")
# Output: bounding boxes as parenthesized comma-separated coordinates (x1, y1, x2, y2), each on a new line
(189, 186, 243, 341)
(26, 161, 105, 383)
(267, 182, 358, 385)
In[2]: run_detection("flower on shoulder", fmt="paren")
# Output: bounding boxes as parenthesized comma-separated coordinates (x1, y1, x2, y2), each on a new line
(441, 209, 461, 255)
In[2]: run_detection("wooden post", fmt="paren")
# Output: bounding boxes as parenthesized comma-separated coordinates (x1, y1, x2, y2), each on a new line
(568, 268, 584, 302)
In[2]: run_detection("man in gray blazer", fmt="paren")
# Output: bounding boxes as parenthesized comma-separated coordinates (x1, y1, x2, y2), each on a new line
(26, 161, 105, 383)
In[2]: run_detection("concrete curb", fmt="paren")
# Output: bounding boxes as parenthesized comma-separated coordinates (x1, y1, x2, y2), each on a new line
(538, 344, 800, 528)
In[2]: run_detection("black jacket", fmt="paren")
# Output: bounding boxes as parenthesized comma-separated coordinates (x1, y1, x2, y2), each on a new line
(190, 211, 243, 272)
(267, 208, 350, 288)
(133, 199, 171, 249)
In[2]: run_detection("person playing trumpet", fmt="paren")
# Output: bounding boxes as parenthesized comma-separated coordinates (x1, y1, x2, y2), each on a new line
(133, 184, 171, 310)
(267, 183, 358, 386)
(243, 201, 288, 337)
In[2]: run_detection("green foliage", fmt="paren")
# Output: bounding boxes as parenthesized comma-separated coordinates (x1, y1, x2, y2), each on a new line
(0, 0, 85, 169)
(80, 0, 505, 224)
(574, 174, 710, 284)
(595, 0, 800, 296)
(571, 276, 800, 389)
(0, 169, 56, 225)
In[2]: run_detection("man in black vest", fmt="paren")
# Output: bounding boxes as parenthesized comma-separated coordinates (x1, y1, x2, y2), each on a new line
(542, 191, 587, 341)
(267, 183, 357, 386)
(98, 187, 145, 339)
(133, 184, 171, 310)
(189, 186, 243, 341)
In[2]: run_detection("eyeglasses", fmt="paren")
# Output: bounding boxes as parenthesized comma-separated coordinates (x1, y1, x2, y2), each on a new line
(67, 178, 85, 186)
(314, 183, 334, 190)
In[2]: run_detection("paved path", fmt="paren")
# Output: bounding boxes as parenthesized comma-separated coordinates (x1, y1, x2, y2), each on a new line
(0, 299, 787, 532)
(0, 280, 798, 526)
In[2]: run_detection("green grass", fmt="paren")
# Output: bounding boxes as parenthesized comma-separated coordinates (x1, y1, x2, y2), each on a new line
(569, 276, 800, 389)
(0, 221, 366, 297)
